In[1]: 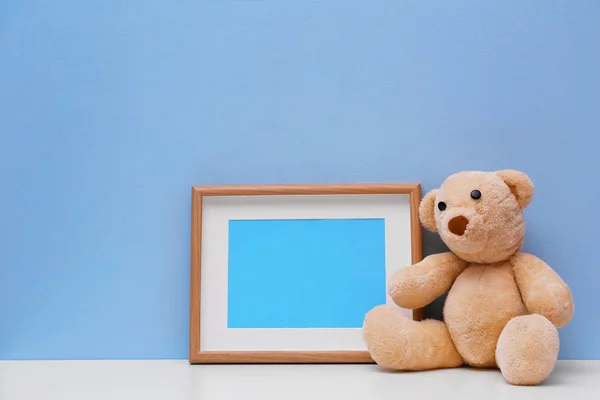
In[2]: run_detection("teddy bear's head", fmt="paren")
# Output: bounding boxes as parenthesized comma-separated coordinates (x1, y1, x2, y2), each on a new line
(419, 170, 534, 264)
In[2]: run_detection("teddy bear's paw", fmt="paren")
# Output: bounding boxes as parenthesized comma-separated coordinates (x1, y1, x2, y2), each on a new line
(362, 305, 411, 369)
(362, 305, 462, 371)
(496, 314, 559, 386)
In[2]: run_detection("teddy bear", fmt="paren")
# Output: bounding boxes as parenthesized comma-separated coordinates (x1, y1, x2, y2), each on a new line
(362, 169, 574, 386)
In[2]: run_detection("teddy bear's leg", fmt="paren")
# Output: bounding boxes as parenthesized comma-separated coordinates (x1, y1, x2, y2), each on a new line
(496, 314, 560, 386)
(362, 304, 463, 370)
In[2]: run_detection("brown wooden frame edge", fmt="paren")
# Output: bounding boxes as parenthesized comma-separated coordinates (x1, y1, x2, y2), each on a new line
(189, 183, 424, 364)
(189, 351, 374, 364)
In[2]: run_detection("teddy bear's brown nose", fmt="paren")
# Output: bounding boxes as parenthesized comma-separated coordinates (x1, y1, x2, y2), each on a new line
(448, 215, 469, 236)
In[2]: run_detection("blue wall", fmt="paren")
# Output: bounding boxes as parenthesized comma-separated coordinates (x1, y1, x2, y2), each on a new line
(0, 0, 598, 360)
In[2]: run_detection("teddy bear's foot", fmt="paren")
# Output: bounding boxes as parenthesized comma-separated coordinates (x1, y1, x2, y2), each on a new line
(362, 304, 463, 371)
(496, 314, 559, 386)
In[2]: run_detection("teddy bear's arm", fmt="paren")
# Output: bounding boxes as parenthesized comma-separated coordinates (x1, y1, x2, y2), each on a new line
(511, 252, 574, 328)
(388, 252, 468, 309)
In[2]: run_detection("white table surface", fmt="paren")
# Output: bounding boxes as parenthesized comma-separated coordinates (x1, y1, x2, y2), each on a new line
(1, 360, 598, 399)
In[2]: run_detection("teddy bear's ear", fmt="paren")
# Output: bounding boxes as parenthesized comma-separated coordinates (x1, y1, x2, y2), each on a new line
(496, 169, 534, 209)
(419, 189, 439, 232)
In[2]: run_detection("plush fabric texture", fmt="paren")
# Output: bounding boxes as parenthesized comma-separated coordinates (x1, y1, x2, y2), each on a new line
(362, 304, 463, 370)
(363, 170, 574, 386)
(496, 314, 560, 386)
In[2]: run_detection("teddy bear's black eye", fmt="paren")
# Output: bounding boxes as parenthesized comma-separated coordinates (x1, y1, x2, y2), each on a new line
(437, 201, 447, 211)
(470, 190, 481, 200)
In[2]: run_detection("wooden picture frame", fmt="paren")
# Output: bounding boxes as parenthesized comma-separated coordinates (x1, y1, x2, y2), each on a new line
(189, 183, 423, 364)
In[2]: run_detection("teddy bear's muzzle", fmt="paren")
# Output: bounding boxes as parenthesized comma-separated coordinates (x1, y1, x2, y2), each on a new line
(448, 215, 469, 236)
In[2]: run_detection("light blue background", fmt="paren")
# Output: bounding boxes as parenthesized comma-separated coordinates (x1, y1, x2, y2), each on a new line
(0, 1, 598, 360)
(227, 219, 386, 329)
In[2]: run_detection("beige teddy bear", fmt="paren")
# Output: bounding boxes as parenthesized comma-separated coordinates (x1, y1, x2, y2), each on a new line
(362, 170, 574, 386)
